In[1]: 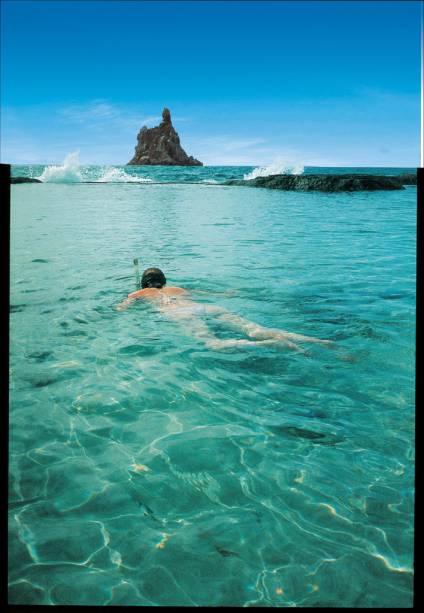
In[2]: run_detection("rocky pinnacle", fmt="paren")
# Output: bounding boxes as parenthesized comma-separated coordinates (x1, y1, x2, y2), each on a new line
(127, 108, 203, 166)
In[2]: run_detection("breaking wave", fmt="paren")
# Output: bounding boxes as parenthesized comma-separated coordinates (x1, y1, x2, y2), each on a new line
(243, 160, 304, 180)
(37, 152, 152, 183)
(94, 167, 152, 183)
(37, 151, 83, 183)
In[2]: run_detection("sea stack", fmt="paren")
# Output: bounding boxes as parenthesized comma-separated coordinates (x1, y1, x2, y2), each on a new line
(127, 108, 203, 166)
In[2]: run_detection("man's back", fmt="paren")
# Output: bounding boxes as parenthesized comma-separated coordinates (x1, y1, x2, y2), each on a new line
(128, 286, 187, 301)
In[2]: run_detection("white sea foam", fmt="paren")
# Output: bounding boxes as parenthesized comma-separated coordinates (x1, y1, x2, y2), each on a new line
(37, 151, 83, 182)
(95, 167, 152, 183)
(243, 159, 304, 180)
(37, 151, 153, 183)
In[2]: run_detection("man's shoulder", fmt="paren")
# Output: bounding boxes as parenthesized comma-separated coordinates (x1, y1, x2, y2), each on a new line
(164, 286, 187, 295)
(128, 287, 158, 299)
(127, 286, 187, 299)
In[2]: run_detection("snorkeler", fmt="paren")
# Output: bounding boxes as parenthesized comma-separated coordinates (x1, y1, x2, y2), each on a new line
(116, 267, 333, 352)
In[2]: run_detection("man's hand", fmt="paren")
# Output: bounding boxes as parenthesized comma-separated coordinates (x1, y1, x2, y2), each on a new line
(115, 298, 135, 311)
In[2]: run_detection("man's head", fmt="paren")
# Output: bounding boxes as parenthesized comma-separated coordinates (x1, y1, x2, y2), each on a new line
(141, 267, 166, 289)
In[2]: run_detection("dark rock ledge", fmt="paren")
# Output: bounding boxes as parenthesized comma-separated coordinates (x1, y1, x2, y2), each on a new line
(396, 173, 417, 185)
(11, 177, 42, 183)
(224, 173, 416, 192)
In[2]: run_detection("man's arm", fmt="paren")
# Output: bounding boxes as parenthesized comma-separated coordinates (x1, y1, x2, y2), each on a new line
(117, 288, 154, 308)
(115, 297, 136, 311)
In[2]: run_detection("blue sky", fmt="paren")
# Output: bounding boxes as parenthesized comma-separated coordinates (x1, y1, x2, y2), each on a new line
(1, 0, 421, 166)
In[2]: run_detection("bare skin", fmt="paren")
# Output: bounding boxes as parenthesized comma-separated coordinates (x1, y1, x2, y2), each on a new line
(116, 286, 333, 352)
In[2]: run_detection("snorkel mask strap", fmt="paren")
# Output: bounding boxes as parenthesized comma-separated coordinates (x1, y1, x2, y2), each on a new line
(133, 258, 141, 289)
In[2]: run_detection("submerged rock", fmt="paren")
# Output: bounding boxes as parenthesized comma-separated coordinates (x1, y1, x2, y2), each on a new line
(127, 107, 202, 166)
(11, 177, 42, 183)
(225, 174, 408, 192)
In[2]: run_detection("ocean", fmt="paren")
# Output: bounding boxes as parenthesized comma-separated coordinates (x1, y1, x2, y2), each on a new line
(9, 159, 416, 606)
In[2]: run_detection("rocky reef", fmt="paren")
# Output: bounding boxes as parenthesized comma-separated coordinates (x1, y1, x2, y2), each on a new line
(127, 108, 202, 166)
(11, 177, 42, 183)
(224, 173, 415, 192)
(396, 173, 417, 185)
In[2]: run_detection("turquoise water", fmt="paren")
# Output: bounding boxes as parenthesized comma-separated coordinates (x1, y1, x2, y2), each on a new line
(9, 165, 415, 606)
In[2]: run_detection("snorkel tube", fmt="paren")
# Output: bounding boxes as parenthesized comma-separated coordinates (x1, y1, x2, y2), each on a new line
(133, 258, 141, 289)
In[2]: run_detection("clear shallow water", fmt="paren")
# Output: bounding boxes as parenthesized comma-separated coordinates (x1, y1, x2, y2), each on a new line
(9, 168, 415, 606)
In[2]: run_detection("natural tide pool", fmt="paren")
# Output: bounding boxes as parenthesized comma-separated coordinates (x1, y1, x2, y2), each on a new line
(9, 177, 415, 606)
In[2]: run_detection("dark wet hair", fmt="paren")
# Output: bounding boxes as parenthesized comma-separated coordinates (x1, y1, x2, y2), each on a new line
(141, 267, 166, 289)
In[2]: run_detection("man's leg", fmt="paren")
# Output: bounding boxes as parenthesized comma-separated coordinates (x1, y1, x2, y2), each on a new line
(206, 310, 304, 351)
(170, 304, 328, 352)
(182, 311, 286, 350)
(213, 310, 332, 348)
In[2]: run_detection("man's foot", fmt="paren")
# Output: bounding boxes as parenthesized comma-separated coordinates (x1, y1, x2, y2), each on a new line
(205, 338, 287, 350)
